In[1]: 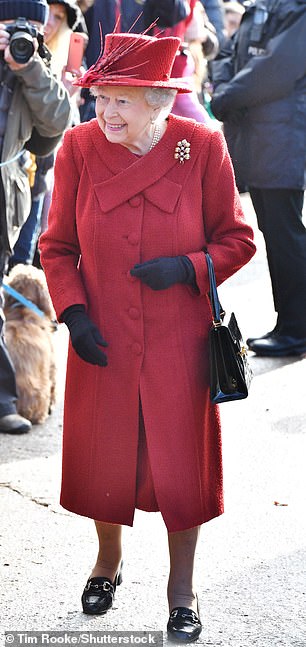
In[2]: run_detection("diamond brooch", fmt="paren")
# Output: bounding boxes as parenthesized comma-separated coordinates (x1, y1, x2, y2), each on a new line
(174, 139, 191, 164)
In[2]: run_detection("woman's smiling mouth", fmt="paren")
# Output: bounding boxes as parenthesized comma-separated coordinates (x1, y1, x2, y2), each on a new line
(105, 123, 126, 132)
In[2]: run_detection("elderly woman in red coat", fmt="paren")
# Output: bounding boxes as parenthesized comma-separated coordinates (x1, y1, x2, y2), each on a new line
(39, 30, 255, 642)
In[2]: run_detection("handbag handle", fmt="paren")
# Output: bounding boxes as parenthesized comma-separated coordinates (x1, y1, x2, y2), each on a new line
(205, 251, 224, 326)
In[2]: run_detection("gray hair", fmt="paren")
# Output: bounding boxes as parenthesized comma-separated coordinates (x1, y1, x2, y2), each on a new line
(89, 86, 177, 106)
(144, 87, 177, 109)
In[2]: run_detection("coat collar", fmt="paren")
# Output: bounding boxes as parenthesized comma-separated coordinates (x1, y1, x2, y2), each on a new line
(86, 115, 197, 213)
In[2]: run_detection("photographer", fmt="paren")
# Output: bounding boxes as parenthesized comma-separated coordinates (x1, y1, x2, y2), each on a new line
(0, 0, 71, 434)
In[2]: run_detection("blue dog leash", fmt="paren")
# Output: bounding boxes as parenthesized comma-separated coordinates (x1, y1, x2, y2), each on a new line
(2, 283, 45, 318)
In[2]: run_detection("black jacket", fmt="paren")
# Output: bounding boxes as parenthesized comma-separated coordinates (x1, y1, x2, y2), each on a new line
(210, 0, 306, 191)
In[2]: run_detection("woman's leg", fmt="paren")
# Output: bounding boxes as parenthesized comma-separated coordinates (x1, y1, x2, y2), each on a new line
(167, 526, 200, 612)
(89, 521, 122, 582)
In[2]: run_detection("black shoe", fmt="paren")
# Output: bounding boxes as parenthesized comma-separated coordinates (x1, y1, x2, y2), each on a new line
(167, 606, 202, 643)
(246, 328, 278, 346)
(247, 334, 306, 357)
(0, 414, 32, 434)
(81, 563, 123, 615)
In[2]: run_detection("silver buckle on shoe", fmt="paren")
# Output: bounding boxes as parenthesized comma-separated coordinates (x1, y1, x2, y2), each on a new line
(85, 580, 113, 593)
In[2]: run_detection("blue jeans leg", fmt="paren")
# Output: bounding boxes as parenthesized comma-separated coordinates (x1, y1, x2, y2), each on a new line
(11, 196, 44, 265)
(0, 254, 18, 417)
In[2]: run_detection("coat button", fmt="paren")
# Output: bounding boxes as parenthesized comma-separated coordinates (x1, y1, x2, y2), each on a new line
(128, 307, 140, 319)
(127, 233, 139, 245)
(131, 342, 142, 355)
(129, 196, 141, 207)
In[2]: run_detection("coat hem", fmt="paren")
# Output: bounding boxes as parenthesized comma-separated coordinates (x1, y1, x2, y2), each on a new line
(60, 499, 224, 531)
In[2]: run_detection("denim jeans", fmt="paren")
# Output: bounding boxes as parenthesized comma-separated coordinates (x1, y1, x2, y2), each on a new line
(11, 195, 44, 266)
(0, 252, 18, 417)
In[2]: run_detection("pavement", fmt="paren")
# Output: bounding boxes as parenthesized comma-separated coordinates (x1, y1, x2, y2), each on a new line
(0, 194, 306, 647)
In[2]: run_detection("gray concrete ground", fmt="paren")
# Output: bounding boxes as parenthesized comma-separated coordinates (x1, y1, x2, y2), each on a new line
(0, 195, 306, 646)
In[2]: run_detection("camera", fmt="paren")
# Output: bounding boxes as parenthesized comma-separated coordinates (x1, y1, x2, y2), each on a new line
(6, 17, 40, 64)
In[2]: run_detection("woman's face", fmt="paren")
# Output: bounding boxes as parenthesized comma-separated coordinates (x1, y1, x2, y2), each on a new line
(44, 3, 67, 43)
(93, 86, 157, 154)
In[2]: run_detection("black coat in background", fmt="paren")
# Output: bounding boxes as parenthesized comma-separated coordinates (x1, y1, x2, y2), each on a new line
(211, 0, 306, 192)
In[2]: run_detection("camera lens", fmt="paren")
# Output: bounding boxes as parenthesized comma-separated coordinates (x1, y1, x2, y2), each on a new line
(9, 32, 35, 64)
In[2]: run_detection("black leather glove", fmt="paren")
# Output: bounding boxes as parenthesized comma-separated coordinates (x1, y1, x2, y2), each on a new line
(130, 256, 195, 291)
(61, 304, 108, 366)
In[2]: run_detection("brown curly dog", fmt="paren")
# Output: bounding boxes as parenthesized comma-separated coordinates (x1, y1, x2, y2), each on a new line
(3, 264, 57, 425)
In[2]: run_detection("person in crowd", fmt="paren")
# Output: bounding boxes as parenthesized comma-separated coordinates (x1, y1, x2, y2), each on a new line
(39, 30, 255, 639)
(44, 0, 84, 78)
(169, 0, 220, 124)
(181, 1, 220, 123)
(10, 0, 83, 269)
(199, 0, 225, 46)
(223, 1, 244, 38)
(185, 1, 219, 69)
(179, 1, 226, 122)
(208, 1, 244, 104)
(0, 0, 71, 435)
(77, 0, 94, 12)
(211, 0, 306, 357)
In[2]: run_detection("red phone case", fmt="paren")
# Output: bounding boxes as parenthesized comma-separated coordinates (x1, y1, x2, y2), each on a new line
(66, 33, 84, 72)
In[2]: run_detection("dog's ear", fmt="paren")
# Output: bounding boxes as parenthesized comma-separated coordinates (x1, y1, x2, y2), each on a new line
(5, 264, 56, 320)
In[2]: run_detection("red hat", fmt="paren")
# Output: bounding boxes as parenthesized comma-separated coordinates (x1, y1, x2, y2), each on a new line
(75, 32, 191, 93)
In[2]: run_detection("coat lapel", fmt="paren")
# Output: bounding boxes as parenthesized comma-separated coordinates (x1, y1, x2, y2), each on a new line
(84, 116, 198, 213)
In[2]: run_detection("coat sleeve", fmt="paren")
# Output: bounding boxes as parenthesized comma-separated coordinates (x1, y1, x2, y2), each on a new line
(211, 11, 306, 121)
(186, 129, 256, 295)
(24, 129, 63, 156)
(13, 55, 71, 137)
(39, 129, 88, 319)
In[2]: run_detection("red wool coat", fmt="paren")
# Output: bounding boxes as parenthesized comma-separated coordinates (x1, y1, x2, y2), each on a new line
(40, 115, 255, 532)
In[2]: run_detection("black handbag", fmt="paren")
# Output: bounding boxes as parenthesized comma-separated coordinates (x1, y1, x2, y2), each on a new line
(205, 252, 253, 404)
